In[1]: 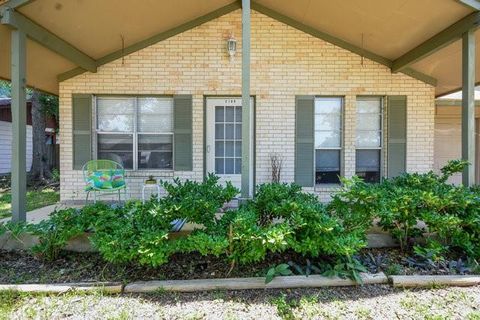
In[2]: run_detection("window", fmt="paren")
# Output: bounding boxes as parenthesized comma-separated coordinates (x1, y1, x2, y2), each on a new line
(356, 97, 382, 183)
(314, 97, 343, 184)
(215, 105, 242, 174)
(96, 96, 173, 170)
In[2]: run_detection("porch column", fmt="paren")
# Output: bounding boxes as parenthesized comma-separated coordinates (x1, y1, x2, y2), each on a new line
(10, 28, 27, 221)
(241, 0, 251, 198)
(462, 29, 476, 186)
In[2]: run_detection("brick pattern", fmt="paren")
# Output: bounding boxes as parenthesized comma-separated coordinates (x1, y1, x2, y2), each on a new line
(59, 10, 435, 202)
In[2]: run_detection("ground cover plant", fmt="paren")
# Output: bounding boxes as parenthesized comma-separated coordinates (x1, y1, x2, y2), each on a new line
(0, 160, 479, 283)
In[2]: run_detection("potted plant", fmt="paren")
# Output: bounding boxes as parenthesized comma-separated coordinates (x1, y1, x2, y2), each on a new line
(145, 175, 157, 185)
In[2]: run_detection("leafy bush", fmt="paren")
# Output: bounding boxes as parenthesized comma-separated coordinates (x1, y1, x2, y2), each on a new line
(334, 160, 480, 259)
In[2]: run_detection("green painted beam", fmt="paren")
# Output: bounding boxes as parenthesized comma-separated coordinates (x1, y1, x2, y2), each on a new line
(392, 11, 480, 73)
(457, 0, 480, 11)
(1, 8, 97, 73)
(462, 29, 476, 186)
(250, 1, 436, 86)
(57, 2, 241, 81)
(0, 0, 35, 10)
(10, 28, 27, 222)
(401, 68, 438, 86)
(241, 0, 252, 199)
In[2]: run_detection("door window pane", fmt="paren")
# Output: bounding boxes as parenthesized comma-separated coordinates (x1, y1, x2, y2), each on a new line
(97, 134, 134, 169)
(225, 158, 235, 174)
(138, 134, 173, 169)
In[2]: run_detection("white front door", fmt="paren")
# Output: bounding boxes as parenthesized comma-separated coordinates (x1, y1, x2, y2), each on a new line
(206, 97, 254, 193)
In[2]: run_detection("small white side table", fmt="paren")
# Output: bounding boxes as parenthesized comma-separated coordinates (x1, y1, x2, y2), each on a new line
(142, 183, 161, 203)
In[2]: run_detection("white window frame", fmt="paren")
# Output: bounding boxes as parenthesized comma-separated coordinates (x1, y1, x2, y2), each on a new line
(94, 95, 174, 171)
(314, 96, 344, 185)
(355, 96, 384, 182)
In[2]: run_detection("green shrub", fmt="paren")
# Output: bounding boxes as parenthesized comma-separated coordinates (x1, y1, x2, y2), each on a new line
(333, 160, 480, 258)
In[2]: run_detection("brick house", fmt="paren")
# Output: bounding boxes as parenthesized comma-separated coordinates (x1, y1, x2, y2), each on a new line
(1, 0, 479, 217)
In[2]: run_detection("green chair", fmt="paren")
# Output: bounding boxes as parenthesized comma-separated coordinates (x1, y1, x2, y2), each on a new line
(83, 159, 127, 203)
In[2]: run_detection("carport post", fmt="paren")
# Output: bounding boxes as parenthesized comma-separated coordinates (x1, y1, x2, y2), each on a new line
(462, 29, 476, 187)
(241, 0, 251, 198)
(10, 28, 27, 221)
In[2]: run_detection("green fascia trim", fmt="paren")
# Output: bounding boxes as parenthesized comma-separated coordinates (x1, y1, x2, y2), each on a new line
(401, 68, 437, 86)
(392, 11, 480, 73)
(457, 0, 480, 11)
(1, 8, 97, 73)
(57, 2, 241, 82)
(250, 1, 436, 86)
(0, 0, 35, 10)
(435, 99, 480, 106)
(436, 81, 480, 98)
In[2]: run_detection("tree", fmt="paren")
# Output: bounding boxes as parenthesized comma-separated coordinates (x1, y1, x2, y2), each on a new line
(0, 80, 59, 181)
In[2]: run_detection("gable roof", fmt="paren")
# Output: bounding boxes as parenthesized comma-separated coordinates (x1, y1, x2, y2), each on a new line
(0, 0, 477, 96)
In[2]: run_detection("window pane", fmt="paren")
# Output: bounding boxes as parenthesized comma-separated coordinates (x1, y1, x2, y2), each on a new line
(215, 141, 224, 157)
(215, 106, 224, 122)
(356, 149, 381, 183)
(315, 114, 342, 131)
(225, 141, 235, 157)
(225, 158, 235, 174)
(215, 124, 224, 139)
(138, 98, 173, 132)
(225, 124, 235, 139)
(315, 97, 342, 114)
(215, 158, 224, 174)
(234, 158, 241, 174)
(97, 98, 135, 132)
(235, 124, 242, 139)
(315, 149, 340, 184)
(357, 98, 381, 113)
(357, 114, 381, 131)
(137, 134, 173, 169)
(235, 106, 242, 122)
(235, 141, 242, 157)
(226, 106, 235, 122)
(315, 131, 341, 148)
(97, 134, 133, 169)
(356, 131, 381, 148)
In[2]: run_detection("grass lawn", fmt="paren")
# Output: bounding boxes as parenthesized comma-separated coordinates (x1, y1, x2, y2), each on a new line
(1, 285, 479, 319)
(0, 188, 59, 219)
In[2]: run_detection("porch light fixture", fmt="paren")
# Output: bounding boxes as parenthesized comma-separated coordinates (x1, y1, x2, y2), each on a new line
(227, 34, 237, 62)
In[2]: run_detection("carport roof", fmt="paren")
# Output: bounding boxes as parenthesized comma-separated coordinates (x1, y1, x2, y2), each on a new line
(0, 0, 478, 96)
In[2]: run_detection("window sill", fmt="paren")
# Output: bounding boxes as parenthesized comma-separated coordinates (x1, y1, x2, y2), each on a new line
(314, 184, 341, 192)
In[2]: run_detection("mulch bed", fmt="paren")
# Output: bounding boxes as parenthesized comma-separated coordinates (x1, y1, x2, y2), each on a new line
(0, 248, 477, 284)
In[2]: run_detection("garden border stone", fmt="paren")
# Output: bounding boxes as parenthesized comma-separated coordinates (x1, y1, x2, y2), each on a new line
(390, 275, 480, 288)
(0, 282, 123, 293)
(123, 273, 388, 293)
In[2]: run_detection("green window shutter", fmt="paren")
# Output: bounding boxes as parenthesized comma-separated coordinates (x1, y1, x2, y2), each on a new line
(72, 94, 92, 170)
(387, 95, 407, 178)
(295, 96, 315, 187)
(173, 95, 193, 171)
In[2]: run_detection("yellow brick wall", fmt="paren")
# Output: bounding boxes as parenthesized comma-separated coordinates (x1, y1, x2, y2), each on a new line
(59, 10, 435, 202)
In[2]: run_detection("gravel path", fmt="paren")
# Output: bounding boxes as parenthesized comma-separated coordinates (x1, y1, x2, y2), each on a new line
(3, 285, 480, 319)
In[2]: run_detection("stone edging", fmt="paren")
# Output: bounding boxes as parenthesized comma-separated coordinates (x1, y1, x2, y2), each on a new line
(1, 274, 479, 294)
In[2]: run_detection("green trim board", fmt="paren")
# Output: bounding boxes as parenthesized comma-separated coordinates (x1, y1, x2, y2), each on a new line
(10, 28, 27, 222)
(1, 8, 97, 73)
(392, 11, 480, 73)
(57, 2, 241, 82)
(250, 1, 437, 86)
(0, 0, 35, 10)
(457, 0, 480, 11)
(435, 99, 480, 106)
(462, 30, 476, 186)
